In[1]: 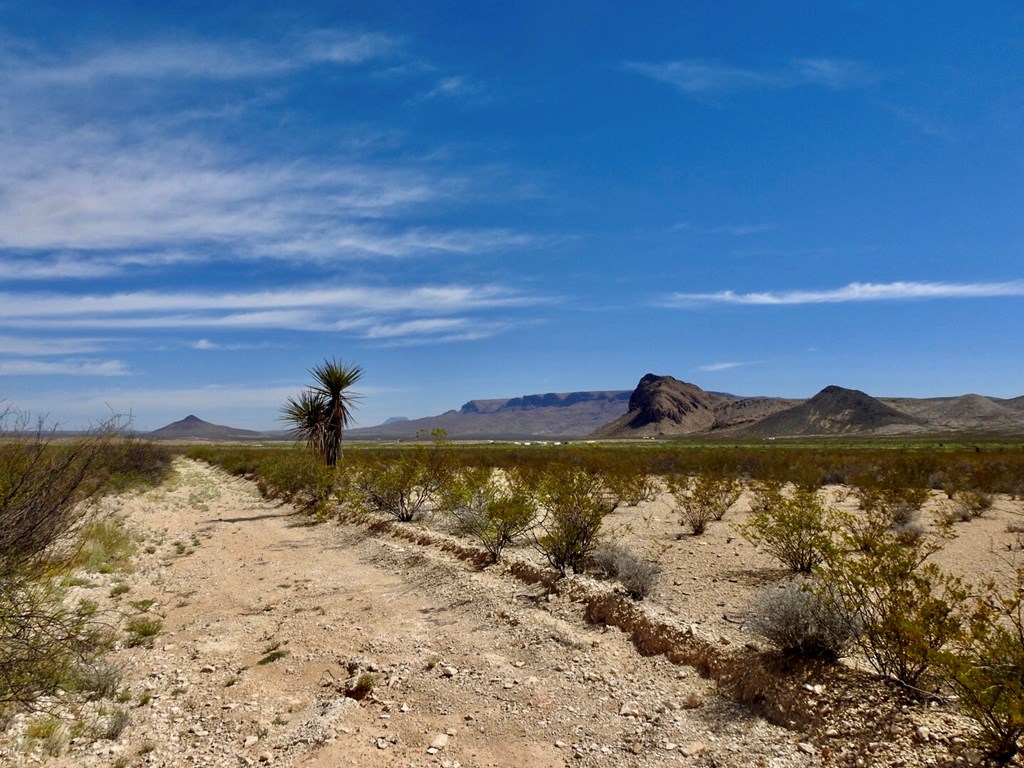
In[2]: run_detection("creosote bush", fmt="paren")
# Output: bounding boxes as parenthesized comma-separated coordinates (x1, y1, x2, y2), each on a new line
(0, 409, 170, 715)
(255, 450, 341, 517)
(442, 466, 537, 562)
(815, 508, 967, 688)
(350, 431, 456, 522)
(737, 483, 836, 573)
(596, 455, 658, 508)
(533, 465, 613, 575)
(935, 566, 1024, 764)
(668, 472, 741, 535)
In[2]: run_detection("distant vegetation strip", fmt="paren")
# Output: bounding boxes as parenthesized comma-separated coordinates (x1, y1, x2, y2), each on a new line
(185, 439, 1024, 497)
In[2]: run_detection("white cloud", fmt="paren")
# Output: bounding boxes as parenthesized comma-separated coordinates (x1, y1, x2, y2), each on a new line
(417, 75, 479, 102)
(672, 221, 777, 236)
(0, 34, 533, 267)
(0, 335, 112, 356)
(0, 359, 129, 376)
(6, 31, 402, 87)
(0, 284, 547, 338)
(191, 339, 266, 351)
(663, 280, 1024, 307)
(625, 58, 878, 95)
(0, 251, 200, 280)
(699, 362, 751, 372)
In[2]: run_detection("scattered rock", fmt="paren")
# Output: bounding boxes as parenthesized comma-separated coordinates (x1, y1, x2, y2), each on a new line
(430, 733, 450, 750)
(680, 741, 706, 757)
(618, 701, 642, 717)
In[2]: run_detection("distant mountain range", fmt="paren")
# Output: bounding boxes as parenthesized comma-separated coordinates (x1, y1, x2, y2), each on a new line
(593, 374, 1024, 438)
(147, 376, 1024, 441)
(348, 390, 632, 440)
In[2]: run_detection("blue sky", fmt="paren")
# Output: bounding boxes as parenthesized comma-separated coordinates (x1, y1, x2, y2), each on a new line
(1, 2, 1022, 430)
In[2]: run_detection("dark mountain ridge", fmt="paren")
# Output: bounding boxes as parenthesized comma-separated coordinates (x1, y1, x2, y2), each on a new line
(149, 415, 267, 441)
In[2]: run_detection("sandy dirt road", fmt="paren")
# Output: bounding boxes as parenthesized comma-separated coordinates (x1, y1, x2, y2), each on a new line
(17, 458, 817, 768)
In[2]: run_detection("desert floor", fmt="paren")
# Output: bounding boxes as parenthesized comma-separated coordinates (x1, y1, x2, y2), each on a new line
(4, 457, 1023, 767)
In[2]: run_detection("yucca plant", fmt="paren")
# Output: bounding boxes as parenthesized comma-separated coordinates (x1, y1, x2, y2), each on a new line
(281, 359, 363, 466)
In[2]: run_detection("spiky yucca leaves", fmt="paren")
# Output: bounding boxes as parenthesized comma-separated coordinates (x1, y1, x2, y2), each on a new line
(282, 359, 363, 466)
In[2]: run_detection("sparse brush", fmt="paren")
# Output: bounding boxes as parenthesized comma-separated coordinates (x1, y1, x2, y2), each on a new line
(668, 472, 741, 535)
(597, 456, 658, 507)
(25, 716, 68, 756)
(73, 516, 138, 574)
(748, 580, 855, 662)
(344, 673, 376, 700)
(123, 615, 162, 648)
(934, 567, 1024, 764)
(98, 707, 131, 741)
(955, 489, 993, 518)
(816, 509, 969, 688)
(591, 543, 661, 599)
(736, 484, 836, 573)
(532, 465, 614, 575)
(443, 467, 538, 562)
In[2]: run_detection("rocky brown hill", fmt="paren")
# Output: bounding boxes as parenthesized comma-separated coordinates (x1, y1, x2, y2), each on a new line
(591, 374, 800, 438)
(736, 385, 926, 437)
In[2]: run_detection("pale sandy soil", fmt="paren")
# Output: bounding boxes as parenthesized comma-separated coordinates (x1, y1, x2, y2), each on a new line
(4, 458, 1023, 768)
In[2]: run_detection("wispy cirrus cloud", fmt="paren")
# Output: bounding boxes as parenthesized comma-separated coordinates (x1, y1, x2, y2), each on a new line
(672, 221, 778, 237)
(0, 335, 113, 356)
(4, 30, 402, 86)
(699, 361, 756, 372)
(0, 33, 534, 271)
(625, 58, 878, 95)
(662, 280, 1024, 307)
(0, 359, 129, 377)
(415, 74, 487, 104)
(0, 284, 549, 343)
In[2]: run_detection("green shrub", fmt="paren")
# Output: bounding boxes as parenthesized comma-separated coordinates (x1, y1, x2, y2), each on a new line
(816, 509, 967, 688)
(954, 489, 994, 519)
(25, 715, 68, 755)
(344, 672, 376, 701)
(350, 434, 456, 522)
(851, 466, 930, 527)
(596, 455, 658, 507)
(669, 471, 741, 535)
(73, 516, 138, 574)
(123, 615, 163, 648)
(935, 566, 1024, 764)
(254, 450, 341, 517)
(736, 483, 836, 573)
(442, 466, 538, 562)
(533, 465, 613, 575)
(0, 410, 166, 715)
